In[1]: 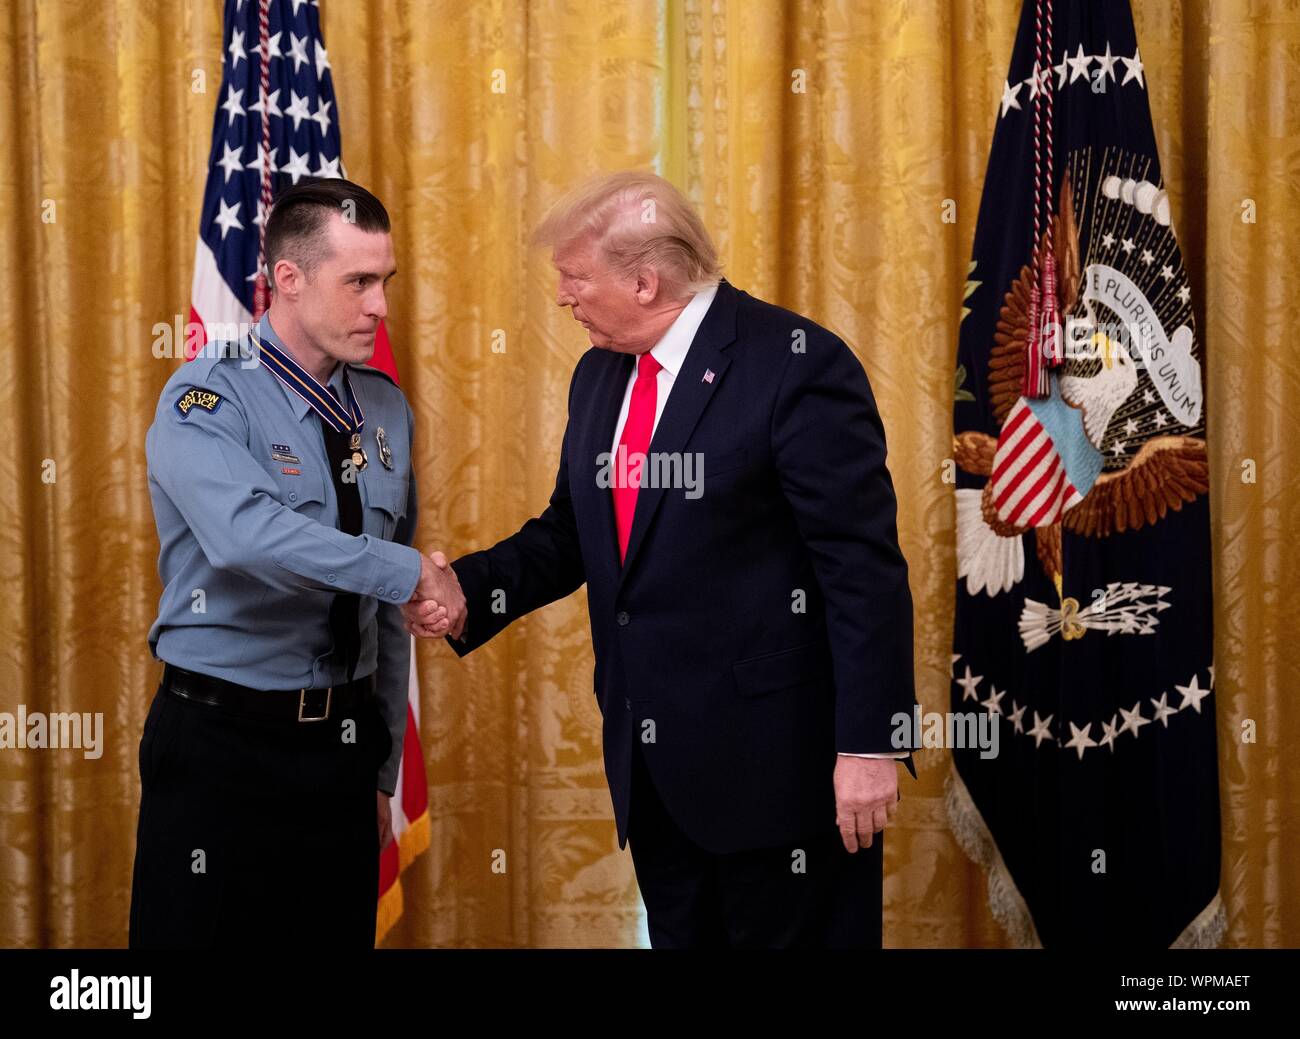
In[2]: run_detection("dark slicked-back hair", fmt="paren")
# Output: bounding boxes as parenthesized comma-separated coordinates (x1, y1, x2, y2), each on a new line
(264, 177, 390, 279)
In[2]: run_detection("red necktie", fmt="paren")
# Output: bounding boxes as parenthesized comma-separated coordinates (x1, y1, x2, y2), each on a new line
(613, 352, 662, 561)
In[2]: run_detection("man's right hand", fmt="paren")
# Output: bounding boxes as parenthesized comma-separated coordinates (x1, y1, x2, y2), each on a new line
(407, 550, 467, 639)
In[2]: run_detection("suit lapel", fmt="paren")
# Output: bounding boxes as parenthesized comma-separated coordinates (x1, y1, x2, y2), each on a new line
(618, 282, 739, 586)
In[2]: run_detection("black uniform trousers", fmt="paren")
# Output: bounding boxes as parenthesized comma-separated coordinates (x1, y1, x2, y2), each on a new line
(128, 681, 390, 948)
(626, 738, 883, 948)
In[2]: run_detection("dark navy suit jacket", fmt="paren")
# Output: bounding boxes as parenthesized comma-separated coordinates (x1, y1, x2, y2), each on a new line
(451, 280, 917, 854)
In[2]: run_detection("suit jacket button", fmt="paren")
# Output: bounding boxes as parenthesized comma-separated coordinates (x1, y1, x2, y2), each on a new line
(625, 698, 631, 711)
(616, 611, 630, 626)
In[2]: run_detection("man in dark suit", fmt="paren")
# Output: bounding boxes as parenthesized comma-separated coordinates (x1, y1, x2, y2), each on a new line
(407, 171, 917, 948)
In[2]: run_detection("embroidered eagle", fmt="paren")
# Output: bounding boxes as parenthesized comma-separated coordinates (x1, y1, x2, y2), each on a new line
(953, 173, 1209, 599)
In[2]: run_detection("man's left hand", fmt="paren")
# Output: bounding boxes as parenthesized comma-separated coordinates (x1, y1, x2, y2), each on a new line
(833, 756, 899, 853)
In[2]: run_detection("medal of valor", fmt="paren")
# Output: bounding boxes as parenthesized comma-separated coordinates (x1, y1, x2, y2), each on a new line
(376, 426, 394, 470)
(251, 332, 374, 474)
(350, 432, 369, 471)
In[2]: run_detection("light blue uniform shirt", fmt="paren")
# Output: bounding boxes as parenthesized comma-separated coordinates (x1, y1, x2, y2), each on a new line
(145, 315, 423, 793)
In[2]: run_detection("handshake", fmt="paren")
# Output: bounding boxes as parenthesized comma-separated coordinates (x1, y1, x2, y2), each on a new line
(403, 550, 468, 640)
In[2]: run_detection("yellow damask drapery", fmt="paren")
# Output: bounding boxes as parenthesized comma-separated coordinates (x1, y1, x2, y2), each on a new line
(0, 0, 1295, 947)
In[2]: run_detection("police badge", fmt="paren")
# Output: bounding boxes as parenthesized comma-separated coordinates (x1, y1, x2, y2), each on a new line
(376, 426, 394, 470)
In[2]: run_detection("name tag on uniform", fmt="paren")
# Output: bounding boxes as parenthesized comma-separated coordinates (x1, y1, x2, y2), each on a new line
(174, 387, 223, 418)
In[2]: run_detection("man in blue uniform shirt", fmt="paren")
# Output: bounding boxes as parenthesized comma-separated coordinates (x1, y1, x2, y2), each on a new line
(130, 178, 463, 948)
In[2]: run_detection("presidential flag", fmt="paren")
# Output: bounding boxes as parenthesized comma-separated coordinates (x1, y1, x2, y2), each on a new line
(948, 0, 1222, 947)
(189, 0, 429, 943)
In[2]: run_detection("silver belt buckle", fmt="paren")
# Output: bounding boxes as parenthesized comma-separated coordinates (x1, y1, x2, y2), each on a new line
(297, 686, 332, 722)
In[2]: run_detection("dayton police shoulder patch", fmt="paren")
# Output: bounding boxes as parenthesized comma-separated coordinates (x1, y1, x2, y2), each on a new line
(174, 386, 224, 418)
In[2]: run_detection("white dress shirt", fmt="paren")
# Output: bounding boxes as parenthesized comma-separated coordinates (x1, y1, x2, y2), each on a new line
(609, 283, 717, 455)
(608, 282, 905, 763)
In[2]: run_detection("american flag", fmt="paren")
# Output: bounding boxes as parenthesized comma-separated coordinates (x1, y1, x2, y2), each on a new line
(190, 0, 343, 343)
(189, 0, 430, 944)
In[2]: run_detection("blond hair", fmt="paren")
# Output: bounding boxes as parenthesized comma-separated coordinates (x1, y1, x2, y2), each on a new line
(533, 170, 722, 297)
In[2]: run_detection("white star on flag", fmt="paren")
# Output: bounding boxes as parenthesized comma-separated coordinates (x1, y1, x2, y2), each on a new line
(1094, 42, 1119, 82)
(312, 99, 333, 135)
(281, 147, 312, 184)
(1118, 702, 1150, 738)
(1176, 674, 1213, 714)
(956, 665, 983, 702)
(288, 33, 310, 72)
(245, 142, 278, 177)
(228, 28, 246, 70)
(216, 141, 244, 183)
(1121, 46, 1146, 88)
(313, 154, 342, 178)
(1054, 56, 1069, 88)
(1065, 722, 1098, 760)
(982, 686, 1007, 716)
(249, 87, 282, 119)
(221, 85, 245, 126)
(1067, 44, 1092, 83)
(214, 198, 243, 239)
(1028, 711, 1055, 748)
(250, 30, 283, 63)
(1150, 692, 1178, 727)
(1000, 78, 1024, 118)
(285, 90, 313, 130)
(1099, 716, 1120, 752)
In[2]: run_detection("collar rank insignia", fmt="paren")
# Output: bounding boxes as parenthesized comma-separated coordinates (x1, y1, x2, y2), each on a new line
(174, 387, 223, 418)
(376, 426, 394, 470)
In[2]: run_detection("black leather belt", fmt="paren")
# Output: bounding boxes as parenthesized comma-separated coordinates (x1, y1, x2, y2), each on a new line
(162, 663, 373, 723)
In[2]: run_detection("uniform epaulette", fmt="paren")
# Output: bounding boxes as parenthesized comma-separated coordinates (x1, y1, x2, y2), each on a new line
(347, 362, 399, 387)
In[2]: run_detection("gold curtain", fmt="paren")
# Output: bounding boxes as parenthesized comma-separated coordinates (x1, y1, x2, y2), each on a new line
(0, 0, 1295, 948)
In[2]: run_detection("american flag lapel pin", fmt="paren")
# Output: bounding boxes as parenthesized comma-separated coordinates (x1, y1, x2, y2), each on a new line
(702, 368, 715, 384)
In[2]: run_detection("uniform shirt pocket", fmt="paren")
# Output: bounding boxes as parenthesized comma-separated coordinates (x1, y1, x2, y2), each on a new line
(271, 465, 329, 518)
(359, 471, 408, 540)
